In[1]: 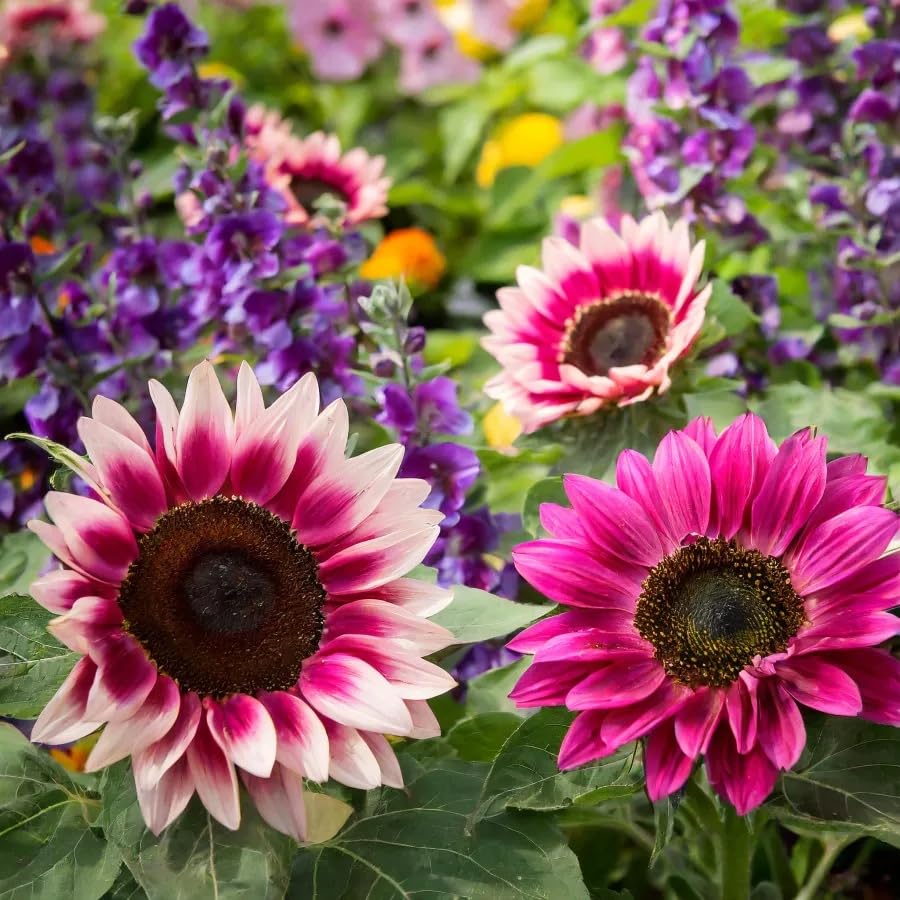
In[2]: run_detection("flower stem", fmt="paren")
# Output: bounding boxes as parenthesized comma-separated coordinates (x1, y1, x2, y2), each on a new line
(718, 805, 753, 900)
(794, 836, 852, 900)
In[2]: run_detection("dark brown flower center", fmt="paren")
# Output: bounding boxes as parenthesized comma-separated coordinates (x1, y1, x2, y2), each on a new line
(634, 537, 806, 688)
(290, 176, 347, 211)
(560, 292, 670, 376)
(119, 496, 326, 698)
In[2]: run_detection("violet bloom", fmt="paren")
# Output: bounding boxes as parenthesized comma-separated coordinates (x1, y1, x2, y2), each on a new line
(0, 242, 39, 340)
(288, 0, 382, 82)
(399, 443, 480, 525)
(377, 377, 473, 440)
(204, 210, 282, 289)
(133, 3, 209, 91)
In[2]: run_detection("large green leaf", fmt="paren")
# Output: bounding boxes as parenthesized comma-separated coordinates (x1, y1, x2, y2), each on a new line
(465, 657, 531, 716)
(522, 477, 566, 538)
(473, 707, 643, 819)
(0, 595, 78, 718)
(289, 758, 591, 899)
(98, 764, 296, 900)
(0, 530, 50, 597)
(771, 715, 900, 844)
(0, 725, 121, 899)
(431, 584, 552, 644)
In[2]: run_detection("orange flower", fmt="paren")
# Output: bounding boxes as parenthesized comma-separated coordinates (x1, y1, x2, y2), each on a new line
(360, 228, 446, 289)
(29, 235, 56, 255)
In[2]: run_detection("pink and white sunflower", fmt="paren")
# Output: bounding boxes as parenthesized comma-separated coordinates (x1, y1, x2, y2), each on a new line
(27, 361, 455, 838)
(482, 211, 711, 433)
(509, 413, 900, 814)
(0, 0, 104, 58)
(243, 105, 390, 229)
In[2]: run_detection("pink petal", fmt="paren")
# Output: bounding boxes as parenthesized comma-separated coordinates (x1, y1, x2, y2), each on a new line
(231, 373, 318, 505)
(47, 595, 121, 654)
(241, 763, 307, 842)
(30, 569, 110, 615)
(294, 444, 404, 547)
(533, 630, 650, 664)
(558, 710, 615, 769)
(324, 720, 381, 789)
(148, 379, 185, 502)
(186, 714, 241, 831)
(405, 699, 441, 739)
(133, 692, 201, 790)
(674, 688, 724, 758)
(321, 634, 456, 700)
(563, 475, 664, 567)
(794, 611, 900, 653)
(43, 492, 138, 584)
(705, 724, 778, 815)
(136, 755, 194, 836)
(207, 695, 277, 778)
(600, 681, 689, 748)
(809, 553, 900, 612)
(512, 539, 643, 610)
(31, 656, 102, 745)
(798, 473, 886, 541)
(85, 632, 157, 722)
(750, 430, 826, 557)
(708, 413, 776, 539)
(318, 526, 440, 595)
(566, 658, 666, 710)
(616, 449, 676, 553)
(826, 454, 868, 479)
(788, 507, 898, 595)
(175, 360, 234, 501)
(652, 431, 711, 543)
(645, 719, 694, 802)
(365, 577, 453, 617)
(91, 395, 152, 456)
(757, 679, 805, 770)
(259, 690, 330, 782)
(725, 674, 759, 754)
(234, 361, 265, 437)
(301, 653, 413, 735)
(85, 676, 180, 771)
(539, 503, 585, 540)
(681, 416, 717, 455)
(325, 598, 454, 655)
(776, 655, 862, 716)
(77, 417, 167, 532)
(506, 608, 639, 653)
(829, 648, 900, 726)
(360, 731, 404, 789)
(509, 660, 593, 707)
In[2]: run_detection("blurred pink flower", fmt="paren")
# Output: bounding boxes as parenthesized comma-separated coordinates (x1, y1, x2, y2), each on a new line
(399, 28, 479, 94)
(374, 0, 446, 47)
(0, 0, 104, 58)
(583, 26, 628, 75)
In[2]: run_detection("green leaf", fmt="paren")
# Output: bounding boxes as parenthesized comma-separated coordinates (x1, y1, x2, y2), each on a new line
(99, 765, 296, 900)
(650, 797, 676, 867)
(0, 595, 78, 718)
(431, 584, 552, 644)
(706, 279, 759, 338)
(0, 725, 121, 898)
(742, 58, 798, 86)
(771, 714, 900, 843)
(440, 99, 491, 184)
(446, 713, 523, 762)
(289, 758, 591, 899)
(0, 530, 50, 597)
(522, 476, 566, 538)
(465, 657, 531, 716)
(473, 707, 642, 819)
(5, 434, 99, 496)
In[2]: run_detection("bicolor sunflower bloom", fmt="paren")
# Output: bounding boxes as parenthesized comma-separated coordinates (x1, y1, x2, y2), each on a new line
(27, 361, 455, 838)
(482, 212, 711, 433)
(509, 414, 900, 814)
(244, 106, 391, 228)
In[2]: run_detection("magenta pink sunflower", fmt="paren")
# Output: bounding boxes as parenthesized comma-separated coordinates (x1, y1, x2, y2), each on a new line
(243, 105, 391, 228)
(27, 361, 455, 838)
(509, 414, 900, 814)
(482, 212, 711, 433)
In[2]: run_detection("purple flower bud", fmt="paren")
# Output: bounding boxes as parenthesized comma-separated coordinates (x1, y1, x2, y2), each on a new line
(404, 326, 426, 354)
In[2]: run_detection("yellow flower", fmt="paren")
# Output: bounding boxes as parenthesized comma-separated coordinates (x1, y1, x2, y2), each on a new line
(827, 12, 872, 43)
(360, 228, 446, 290)
(483, 401, 522, 452)
(456, 29, 498, 61)
(197, 61, 246, 89)
(476, 113, 564, 188)
(509, 0, 550, 31)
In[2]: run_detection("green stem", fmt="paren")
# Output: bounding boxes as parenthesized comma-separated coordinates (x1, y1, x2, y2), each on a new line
(718, 806, 753, 900)
(794, 837, 852, 900)
(760, 821, 798, 899)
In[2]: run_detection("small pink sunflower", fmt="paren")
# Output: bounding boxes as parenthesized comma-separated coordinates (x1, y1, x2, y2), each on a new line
(509, 414, 900, 814)
(28, 361, 454, 838)
(482, 212, 711, 434)
(244, 105, 391, 228)
(0, 0, 104, 56)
